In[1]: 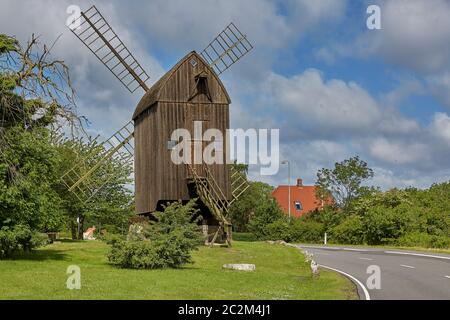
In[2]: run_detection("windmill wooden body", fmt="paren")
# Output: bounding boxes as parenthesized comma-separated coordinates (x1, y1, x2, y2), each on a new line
(62, 6, 252, 245)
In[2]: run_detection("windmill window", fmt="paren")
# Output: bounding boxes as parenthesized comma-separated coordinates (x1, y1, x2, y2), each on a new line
(198, 76, 210, 96)
(294, 201, 303, 211)
(190, 58, 198, 67)
(189, 72, 212, 102)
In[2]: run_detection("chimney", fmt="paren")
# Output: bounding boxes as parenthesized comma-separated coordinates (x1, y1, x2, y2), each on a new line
(297, 178, 303, 187)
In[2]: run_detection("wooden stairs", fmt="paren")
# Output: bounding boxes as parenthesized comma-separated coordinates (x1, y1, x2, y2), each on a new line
(187, 164, 250, 246)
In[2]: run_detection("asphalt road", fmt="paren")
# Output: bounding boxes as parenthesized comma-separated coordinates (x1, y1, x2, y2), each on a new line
(297, 245, 450, 300)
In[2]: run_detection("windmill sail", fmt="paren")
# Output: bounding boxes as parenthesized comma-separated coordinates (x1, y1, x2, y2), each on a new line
(200, 23, 253, 75)
(69, 5, 150, 93)
(61, 121, 134, 202)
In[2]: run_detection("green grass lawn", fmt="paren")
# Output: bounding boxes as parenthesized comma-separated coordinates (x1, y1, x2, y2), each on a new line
(0, 240, 357, 300)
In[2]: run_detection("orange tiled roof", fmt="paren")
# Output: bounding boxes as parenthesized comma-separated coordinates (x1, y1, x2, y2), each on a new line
(272, 183, 325, 218)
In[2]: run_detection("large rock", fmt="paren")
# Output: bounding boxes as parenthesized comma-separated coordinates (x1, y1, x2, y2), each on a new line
(223, 264, 256, 271)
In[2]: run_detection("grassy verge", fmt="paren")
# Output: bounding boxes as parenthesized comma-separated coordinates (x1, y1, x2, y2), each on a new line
(0, 240, 357, 300)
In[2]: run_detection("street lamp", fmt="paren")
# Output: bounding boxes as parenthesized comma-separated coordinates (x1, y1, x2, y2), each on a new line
(281, 160, 291, 219)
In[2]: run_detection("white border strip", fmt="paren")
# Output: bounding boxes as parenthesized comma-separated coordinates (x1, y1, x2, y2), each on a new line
(343, 248, 369, 252)
(384, 251, 450, 260)
(319, 264, 371, 301)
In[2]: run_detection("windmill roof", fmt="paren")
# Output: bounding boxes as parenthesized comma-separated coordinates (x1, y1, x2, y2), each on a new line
(132, 51, 230, 120)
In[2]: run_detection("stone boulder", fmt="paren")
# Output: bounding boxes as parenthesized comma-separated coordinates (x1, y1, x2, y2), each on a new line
(223, 264, 256, 271)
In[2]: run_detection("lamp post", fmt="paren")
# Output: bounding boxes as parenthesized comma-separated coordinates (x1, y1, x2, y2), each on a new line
(281, 160, 291, 219)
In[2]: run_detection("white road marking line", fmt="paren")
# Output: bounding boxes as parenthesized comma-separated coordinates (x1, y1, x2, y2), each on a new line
(445, 275, 450, 279)
(343, 248, 369, 252)
(400, 264, 415, 269)
(385, 251, 450, 260)
(299, 245, 340, 250)
(358, 257, 373, 261)
(318, 264, 371, 301)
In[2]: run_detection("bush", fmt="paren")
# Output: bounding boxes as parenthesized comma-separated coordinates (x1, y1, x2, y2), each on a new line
(248, 201, 284, 239)
(363, 206, 415, 245)
(108, 240, 160, 269)
(100, 232, 124, 245)
(232, 232, 257, 242)
(331, 216, 365, 245)
(126, 223, 147, 241)
(108, 200, 203, 269)
(30, 232, 51, 248)
(394, 232, 450, 249)
(289, 219, 324, 243)
(0, 225, 49, 259)
(264, 220, 292, 242)
(261, 219, 324, 243)
(429, 235, 450, 249)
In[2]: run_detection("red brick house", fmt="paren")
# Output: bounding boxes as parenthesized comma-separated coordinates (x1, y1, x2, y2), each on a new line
(272, 178, 327, 218)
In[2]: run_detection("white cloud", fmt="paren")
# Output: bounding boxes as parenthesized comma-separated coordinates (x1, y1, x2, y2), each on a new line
(371, 167, 420, 189)
(263, 69, 382, 136)
(353, 0, 450, 74)
(368, 138, 429, 165)
(430, 112, 450, 147)
(427, 72, 450, 110)
(377, 111, 421, 136)
(381, 78, 425, 107)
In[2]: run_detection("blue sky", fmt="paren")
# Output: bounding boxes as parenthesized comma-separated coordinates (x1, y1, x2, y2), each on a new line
(1, 0, 449, 189)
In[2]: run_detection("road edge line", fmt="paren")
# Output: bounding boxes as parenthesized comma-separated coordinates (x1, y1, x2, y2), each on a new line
(319, 264, 371, 301)
(384, 251, 450, 260)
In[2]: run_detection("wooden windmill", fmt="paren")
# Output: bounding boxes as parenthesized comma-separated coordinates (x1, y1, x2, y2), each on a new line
(61, 5, 252, 245)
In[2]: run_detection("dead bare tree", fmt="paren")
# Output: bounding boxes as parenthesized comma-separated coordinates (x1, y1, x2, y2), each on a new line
(1, 33, 86, 135)
(0, 33, 87, 184)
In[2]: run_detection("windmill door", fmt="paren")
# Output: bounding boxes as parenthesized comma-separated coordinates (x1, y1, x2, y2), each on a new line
(187, 103, 211, 177)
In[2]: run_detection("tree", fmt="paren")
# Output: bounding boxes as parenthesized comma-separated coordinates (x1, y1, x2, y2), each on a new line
(0, 34, 73, 234)
(1, 33, 134, 248)
(227, 163, 283, 232)
(315, 156, 374, 210)
(247, 199, 284, 239)
(55, 138, 134, 239)
(0, 34, 76, 256)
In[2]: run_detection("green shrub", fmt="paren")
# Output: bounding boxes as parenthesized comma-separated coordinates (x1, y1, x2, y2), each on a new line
(264, 220, 292, 242)
(0, 225, 49, 259)
(305, 206, 343, 231)
(126, 223, 147, 241)
(289, 219, 324, 243)
(108, 240, 160, 269)
(108, 200, 203, 269)
(261, 219, 324, 243)
(429, 235, 450, 249)
(232, 232, 257, 242)
(363, 206, 415, 245)
(30, 232, 51, 248)
(331, 216, 365, 245)
(100, 232, 125, 245)
(394, 232, 450, 249)
(248, 201, 284, 239)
